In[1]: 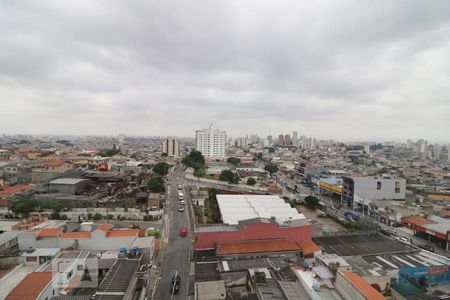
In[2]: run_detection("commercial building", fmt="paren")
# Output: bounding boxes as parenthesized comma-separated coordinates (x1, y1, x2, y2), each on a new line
(195, 125, 226, 159)
(161, 138, 181, 157)
(49, 178, 90, 195)
(342, 176, 406, 211)
(216, 194, 305, 225)
(403, 215, 450, 251)
(195, 218, 312, 250)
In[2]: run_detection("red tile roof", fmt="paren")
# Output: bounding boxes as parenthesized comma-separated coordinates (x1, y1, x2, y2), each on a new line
(6, 272, 53, 300)
(298, 240, 321, 256)
(60, 231, 91, 239)
(106, 229, 139, 238)
(0, 199, 13, 207)
(217, 239, 301, 255)
(96, 223, 113, 231)
(44, 159, 68, 167)
(401, 216, 435, 226)
(37, 228, 63, 238)
(341, 271, 386, 300)
(0, 185, 33, 198)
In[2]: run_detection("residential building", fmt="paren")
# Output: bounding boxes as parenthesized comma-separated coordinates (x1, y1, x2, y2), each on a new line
(292, 131, 298, 147)
(195, 125, 226, 159)
(161, 138, 181, 157)
(448, 143, 450, 162)
(284, 134, 291, 145)
(18, 223, 142, 251)
(278, 134, 284, 145)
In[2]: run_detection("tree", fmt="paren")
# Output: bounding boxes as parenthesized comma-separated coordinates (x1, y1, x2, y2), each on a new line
(220, 170, 240, 184)
(92, 213, 103, 221)
(182, 150, 205, 169)
(153, 162, 170, 176)
(148, 176, 165, 193)
(257, 173, 267, 186)
(193, 167, 206, 177)
(357, 216, 378, 231)
(11, 197, 38, 217)
(264, 163, 279, 174)
(126, 198, 136, 208)
(227, 157, 241, 166)
(304, 195, 320, 208)
(97, 148, 120, 157)
(246, 177, 256, 186)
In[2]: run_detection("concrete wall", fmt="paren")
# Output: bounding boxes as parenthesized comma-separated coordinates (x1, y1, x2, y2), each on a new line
(353, 178, 406, 201)
(18, 230, 138, 251)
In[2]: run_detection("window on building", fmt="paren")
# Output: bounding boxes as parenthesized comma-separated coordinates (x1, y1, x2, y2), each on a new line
(395, 181, 400, 193)
(377, 181, 381, 190)
(67, 270, 73, 280)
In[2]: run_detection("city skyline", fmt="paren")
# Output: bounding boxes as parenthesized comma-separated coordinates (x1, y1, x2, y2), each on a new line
(0, 1, 449, 141)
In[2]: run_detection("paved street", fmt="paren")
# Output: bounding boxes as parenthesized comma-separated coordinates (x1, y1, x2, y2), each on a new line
(154, 167, 191, 299)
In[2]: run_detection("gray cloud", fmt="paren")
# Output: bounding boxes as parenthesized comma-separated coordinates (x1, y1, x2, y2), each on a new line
(0, 0, 449, 142)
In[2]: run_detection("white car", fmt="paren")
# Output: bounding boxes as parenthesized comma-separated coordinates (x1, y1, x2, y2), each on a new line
(395, 236, 411, 245)
(180, 200, 185, 205)
(178, 205, 185, 212)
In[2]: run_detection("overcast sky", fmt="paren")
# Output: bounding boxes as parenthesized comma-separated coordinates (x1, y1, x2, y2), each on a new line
(0, 1, 449, 142)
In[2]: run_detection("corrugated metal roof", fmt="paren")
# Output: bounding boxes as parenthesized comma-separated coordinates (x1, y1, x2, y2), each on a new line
(216, 195, 305, 225)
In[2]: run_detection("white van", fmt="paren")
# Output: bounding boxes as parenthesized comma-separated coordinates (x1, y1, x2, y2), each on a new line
(178, 192, 184, 201)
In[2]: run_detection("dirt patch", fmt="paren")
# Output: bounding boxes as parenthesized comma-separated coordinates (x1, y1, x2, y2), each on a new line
(296, 204, 346, 233)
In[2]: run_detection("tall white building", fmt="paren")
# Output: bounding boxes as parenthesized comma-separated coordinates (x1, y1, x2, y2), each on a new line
(448, 143, 450, 162)
(292, 131, 298, 147)
(195, 125, 226, 159)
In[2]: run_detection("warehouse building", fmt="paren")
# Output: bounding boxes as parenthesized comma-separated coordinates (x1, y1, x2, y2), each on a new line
(49, 178, 90, 195)
(216, 194, 305, 225)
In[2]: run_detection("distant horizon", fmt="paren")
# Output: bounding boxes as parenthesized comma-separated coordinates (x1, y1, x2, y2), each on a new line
(1, 131, 448, 145)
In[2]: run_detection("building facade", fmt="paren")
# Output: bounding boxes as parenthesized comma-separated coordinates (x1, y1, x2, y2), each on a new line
(342, 176, 406, 211)
(161, 138, 180, 157)
(195, 125, 226, 159)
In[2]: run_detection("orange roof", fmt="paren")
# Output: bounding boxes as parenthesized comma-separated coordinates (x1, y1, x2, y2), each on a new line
(106, 229, 139, 238)
(401, 216, 435, 226)
(217, 239, 300, 255)
(341, 271, 386, 300)
(0, 185, 33, 198)
(61, 231, 91, 239)
(96, 223, 113, 231)
(40, 159, 68, 167)
(298, 240, 321, 255)
(37, 228, 63, 238)
(6, 272, 53, 300)
(0, 199, 13, 207)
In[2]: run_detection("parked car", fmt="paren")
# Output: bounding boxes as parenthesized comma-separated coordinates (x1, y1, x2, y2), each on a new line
(395, 236, 411, 244)
(180, 227, 187, 237)
(392, 222, 404, 228)
(379, 229, 392, 236)
(178, 205, 185, 212)
(418, 244, 435, 252)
